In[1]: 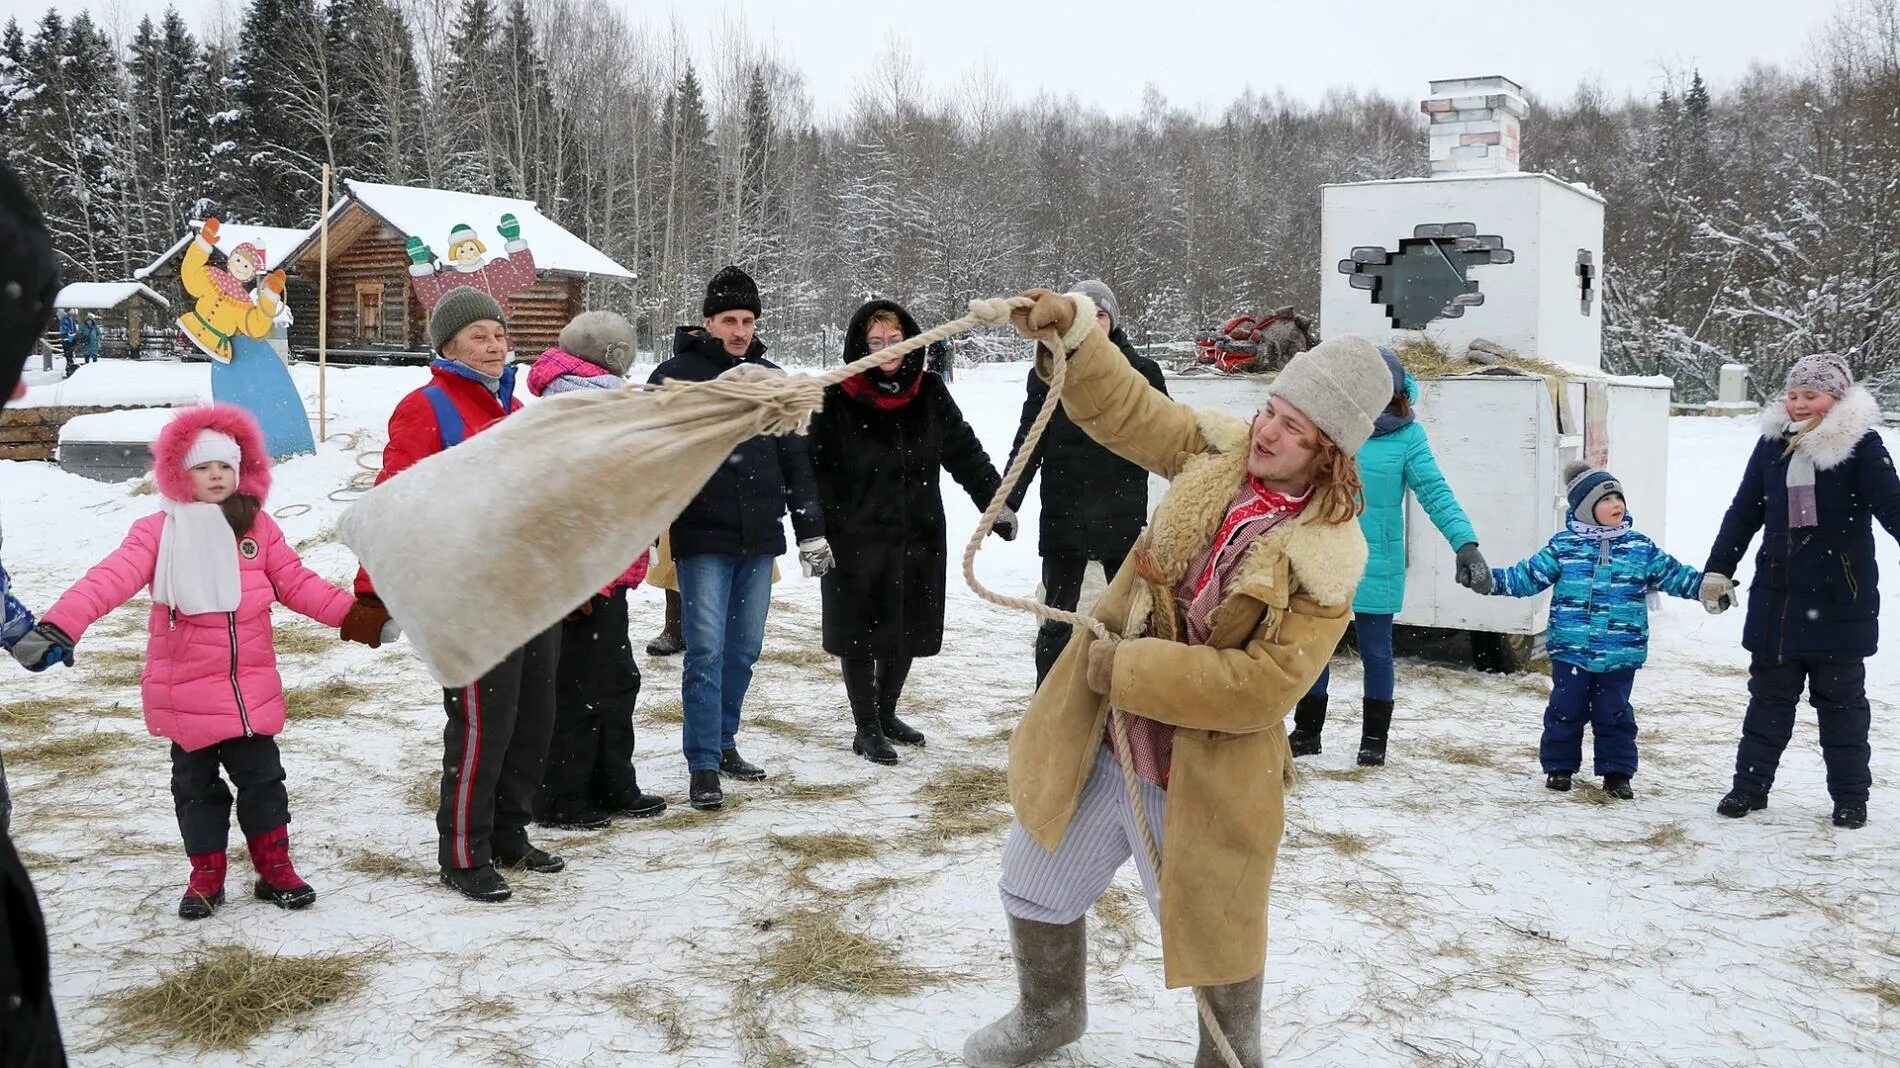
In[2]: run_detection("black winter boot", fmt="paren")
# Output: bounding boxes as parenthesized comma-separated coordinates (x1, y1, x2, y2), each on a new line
(843, 657, 899, 765)
(1602, 773, 1634, 800)
(1287, 694, 1326, 757)
(689, 769, 724, 811)
(1832, 802, 1867, 829)
(441, 864, 512, 902)
(645, 590, 684, 657)
(537, 806, 613, 831)
(1357, 698, 1394, 767)
(604, 784, 667, 820)
(963, 916, 1088, 1067)
(876, 657, 925, 747)
(719, 747, 766, 781)
(1194, 973, 1264, 1068)
(1546, 773, 1573, 792)
(494, 840, 565, 874)
(1717, 788, 1768, 818)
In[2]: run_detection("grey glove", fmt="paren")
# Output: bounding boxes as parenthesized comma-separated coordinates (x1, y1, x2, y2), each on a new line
(10, 623, 73, 672)
(992, 507, 1019, 542)
(1699, 573, 1736, 614)
(798, 537, 834, 579)
(1454, 543, 1492, 595)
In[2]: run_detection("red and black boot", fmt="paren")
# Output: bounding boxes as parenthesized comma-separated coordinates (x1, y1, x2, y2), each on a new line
(179, 851, 227, 920)
(248, 826, 317, 910)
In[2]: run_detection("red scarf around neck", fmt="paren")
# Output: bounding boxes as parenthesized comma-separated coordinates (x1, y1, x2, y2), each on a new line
(841, 370, 922, 410)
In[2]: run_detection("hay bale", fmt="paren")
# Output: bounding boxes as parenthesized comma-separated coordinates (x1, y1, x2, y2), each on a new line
(1391, 333, 1569, 380)
(99, 943, 380, 1051)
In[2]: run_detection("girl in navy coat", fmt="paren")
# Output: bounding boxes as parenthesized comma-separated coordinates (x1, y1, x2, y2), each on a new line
(1702, 355, 1900, 829)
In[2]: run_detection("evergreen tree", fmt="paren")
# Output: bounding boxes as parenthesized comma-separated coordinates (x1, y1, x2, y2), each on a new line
(128, 9, 212, 254)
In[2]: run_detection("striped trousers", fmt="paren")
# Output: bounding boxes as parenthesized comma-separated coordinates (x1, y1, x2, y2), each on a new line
(437, 626, 560, 870)
(1000, 745, 1168, 924)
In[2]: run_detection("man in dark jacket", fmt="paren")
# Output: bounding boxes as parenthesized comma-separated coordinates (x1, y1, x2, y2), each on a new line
(1002, 278, 1170, 685)
(0, 157, 68, 1068)
(649, 266, 828, 811)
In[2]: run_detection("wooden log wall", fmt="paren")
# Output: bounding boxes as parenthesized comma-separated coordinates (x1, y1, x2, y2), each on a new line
(0, 405, 165, 463)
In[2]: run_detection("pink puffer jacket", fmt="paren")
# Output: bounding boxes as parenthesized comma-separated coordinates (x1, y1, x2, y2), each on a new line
(42, 405, 354, 752)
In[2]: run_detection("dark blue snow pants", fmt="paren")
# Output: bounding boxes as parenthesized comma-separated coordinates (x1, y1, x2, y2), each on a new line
(1542, 662, 1638, 777)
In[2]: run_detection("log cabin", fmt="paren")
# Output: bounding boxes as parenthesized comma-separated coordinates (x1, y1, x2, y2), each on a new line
(275, 180, 634, 360)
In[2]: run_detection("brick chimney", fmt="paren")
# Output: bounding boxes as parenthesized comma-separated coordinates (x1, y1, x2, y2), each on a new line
(1422, 76, 1528, 177)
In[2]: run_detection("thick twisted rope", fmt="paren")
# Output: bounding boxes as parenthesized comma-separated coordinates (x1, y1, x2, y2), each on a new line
(648, 293, 1244, 1068)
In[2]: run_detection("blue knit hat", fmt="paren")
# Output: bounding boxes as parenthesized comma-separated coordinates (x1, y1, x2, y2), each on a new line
(1564, 460, 1623, 524)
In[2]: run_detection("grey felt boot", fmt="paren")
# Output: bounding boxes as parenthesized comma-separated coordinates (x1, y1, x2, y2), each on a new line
(1193, 973, 1263, 1068)
(963, 915, 1088, 1067)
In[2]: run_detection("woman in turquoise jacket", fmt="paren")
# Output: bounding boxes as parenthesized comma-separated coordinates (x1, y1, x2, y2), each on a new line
(1290, 347, 1492, 765)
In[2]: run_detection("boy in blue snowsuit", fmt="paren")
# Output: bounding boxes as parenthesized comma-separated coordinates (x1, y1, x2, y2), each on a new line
(1490, 462, 1705, 798)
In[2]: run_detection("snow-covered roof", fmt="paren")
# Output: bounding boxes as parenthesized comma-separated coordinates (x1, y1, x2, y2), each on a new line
(53, 282, 170, 310)
(134, 222, 314, 281)
(279, 180, 633, 280)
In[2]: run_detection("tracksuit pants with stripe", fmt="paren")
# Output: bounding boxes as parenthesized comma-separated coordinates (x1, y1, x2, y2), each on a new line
(437, 626, 560, 871)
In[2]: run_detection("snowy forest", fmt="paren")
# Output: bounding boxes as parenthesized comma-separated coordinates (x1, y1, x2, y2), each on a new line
(2, 0, 1896, 398)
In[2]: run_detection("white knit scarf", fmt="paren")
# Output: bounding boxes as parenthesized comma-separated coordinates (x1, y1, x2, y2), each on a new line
(153, 499, 241, 615)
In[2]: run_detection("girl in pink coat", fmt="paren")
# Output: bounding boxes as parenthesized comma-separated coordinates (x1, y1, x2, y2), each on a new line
(27, 404, 391, 919)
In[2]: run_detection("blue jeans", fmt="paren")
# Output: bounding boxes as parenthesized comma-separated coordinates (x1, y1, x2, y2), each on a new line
(676, 553, 774, 771)
(1310, 613, 1395, 702)
(1543, 662, 1638, 776)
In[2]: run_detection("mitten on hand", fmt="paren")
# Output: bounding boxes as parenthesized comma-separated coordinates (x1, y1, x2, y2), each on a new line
(340, 597, 392, 648)
(798, 538, 835, 579)
(1699, 574, 1736, 615)
(10, 623, 74, 672)
(404, 235, 433, 266)
(1454, 543, 1493, 595)
(497, 213, 521, 241)
(992, 507, 1019, 542)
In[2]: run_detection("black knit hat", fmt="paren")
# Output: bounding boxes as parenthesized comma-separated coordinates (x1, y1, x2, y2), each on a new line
(702, 265, 761, 319)
(0, 161, 59, 412)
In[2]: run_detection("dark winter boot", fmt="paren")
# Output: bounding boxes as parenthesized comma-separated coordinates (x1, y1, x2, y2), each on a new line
(852, 710, 899, 766)
(247, 827, 316, 911)
(719, 747, 766, 781)
(1832, 802, 1867, 829)
(440, 864, 512, 902)
(1287, 694, 1327, 757)
(179, 850, 227, 920)
(1193, 973, 1264, 1068)
(1716, 788, 1768, 818)
(645, 590, 684, 657)
(1546, 773, 1573, 792)
(494, 838, 565, 874)
(689, 769, 724, 811)
(603, 781, 668, 820)
(876, 668, 926, 747)
(1357, 698, 1394, 767)
(536, 806, 614, 831)
(1602, 773, 1635, 800)
(963, 915, 1088, 1068)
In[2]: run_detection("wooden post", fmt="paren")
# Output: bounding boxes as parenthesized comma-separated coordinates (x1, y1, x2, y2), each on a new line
(317, 164, 331, 441)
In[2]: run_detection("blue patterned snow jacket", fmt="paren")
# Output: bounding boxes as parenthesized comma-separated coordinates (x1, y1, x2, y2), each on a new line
(1489, 517, 1702, 672)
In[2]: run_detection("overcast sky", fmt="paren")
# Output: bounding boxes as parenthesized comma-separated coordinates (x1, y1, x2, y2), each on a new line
(0, 0, 1844, 119)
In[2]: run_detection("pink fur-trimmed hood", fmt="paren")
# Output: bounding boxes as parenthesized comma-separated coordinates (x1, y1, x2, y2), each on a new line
(151, 403, 273, 504)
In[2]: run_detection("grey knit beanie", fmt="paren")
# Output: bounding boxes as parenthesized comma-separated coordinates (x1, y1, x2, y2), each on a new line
(1784, 353, 1852, 398)
(1068, 279, 1120, 330)
(1564, 460, 1624, 525)
(559, 310, 636, 377)
(429, 286, 506, 355)
(1267, 335, 1394, 457)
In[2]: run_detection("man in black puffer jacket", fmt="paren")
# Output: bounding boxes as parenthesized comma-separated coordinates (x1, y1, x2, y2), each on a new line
(1003, 278, 1169, 686)
(0, 159, 68, 1068)
(649, 266, 828, 810)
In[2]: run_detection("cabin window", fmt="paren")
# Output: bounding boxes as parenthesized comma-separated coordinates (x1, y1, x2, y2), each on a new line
(356, 283, 385, 340)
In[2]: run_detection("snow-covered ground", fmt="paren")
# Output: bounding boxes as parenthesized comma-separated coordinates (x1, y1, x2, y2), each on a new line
(2, 358, 1896, 1067)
